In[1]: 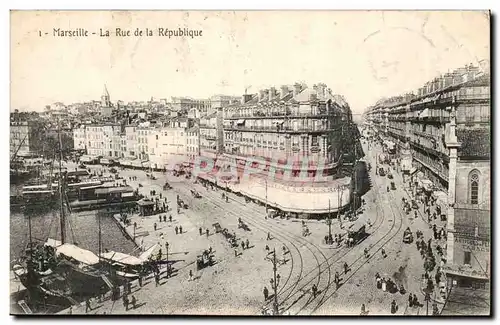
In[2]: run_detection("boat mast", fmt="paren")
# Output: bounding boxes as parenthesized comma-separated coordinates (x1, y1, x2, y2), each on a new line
(98, 212, 102, 257)
(57, 119, 66, 244)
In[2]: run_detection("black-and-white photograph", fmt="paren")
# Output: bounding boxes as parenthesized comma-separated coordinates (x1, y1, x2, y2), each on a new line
(9, 10, 490, 316)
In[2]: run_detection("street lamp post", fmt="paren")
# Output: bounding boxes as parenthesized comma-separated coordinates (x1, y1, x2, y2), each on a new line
(269, 248, 281, 315)
(133, 222, 137, 240)
(265, 179, 268, 214)
(165, 242, 170, 276)
(327, 199, 332, 244)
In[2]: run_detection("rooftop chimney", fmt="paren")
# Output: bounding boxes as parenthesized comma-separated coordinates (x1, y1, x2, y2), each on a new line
(269, 87, 276, 101)
(293, 83, 302, 97)
(280, 85, 288, 99)
(317, 84, 326, 96)
(258, 90, 265, 101)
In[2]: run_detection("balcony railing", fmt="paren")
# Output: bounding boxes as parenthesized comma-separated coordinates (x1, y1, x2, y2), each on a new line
(226, 111, 334, 119)
(224, 125, 339, 133)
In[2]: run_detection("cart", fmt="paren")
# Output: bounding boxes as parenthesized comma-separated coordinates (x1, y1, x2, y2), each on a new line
(213, 222, 222, 233)
(191, 189, 201, 198)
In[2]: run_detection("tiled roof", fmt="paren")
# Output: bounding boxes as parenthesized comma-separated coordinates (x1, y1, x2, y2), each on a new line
(457, 128, 491, 158)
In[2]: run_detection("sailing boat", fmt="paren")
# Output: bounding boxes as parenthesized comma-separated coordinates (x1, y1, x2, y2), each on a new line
(12, 121, 112, 304)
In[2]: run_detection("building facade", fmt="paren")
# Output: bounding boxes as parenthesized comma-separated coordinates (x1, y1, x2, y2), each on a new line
(364, 62, 491, 288)
(195, 83, 362, 215)
(186, 125, 200, 160)
(147, 126, 188, 169)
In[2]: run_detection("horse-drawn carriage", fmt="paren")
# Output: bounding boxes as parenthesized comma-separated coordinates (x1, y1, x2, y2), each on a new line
(221, 228, 238, 247)
(403, 227, 414, 244)
(191, 189, 201, 198)
(238, 218, 250, 231)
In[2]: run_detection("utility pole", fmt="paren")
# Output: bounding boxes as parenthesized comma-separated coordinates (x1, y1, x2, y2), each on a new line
(266, 248, 281, 315)
(57, 119, 66, 244)
(265, 179, 268, 214)
(327, 199, 332, 244)
(165, 242, 170, 275)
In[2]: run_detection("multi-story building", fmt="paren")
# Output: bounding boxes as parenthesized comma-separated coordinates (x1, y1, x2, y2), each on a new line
(73, 125, 87, 151)
(186, 125, 200, 160)
(147, 126, 188, 170)
(84, 123, 122, 157)
(199, 111, 219, 159)
(10, 121, 39, 157)
(137, 125, 155, 161)
(124, 125, 138, 159)
(208, 95, 241, 116)
(170, 97, 210, 114)
(195, 83, 362, 216)
(364, 62, 491, 289)
(11, 120, 73, 158)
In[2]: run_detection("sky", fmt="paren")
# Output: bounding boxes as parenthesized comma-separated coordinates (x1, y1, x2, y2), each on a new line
(10, 10, 490, 115)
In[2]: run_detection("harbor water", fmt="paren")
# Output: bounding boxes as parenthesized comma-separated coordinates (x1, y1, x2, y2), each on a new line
(10, 185, 137, 262)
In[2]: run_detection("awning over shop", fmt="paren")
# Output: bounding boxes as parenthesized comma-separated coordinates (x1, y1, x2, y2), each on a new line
(419, 108, 430, 118)
(409, 167, 418, 175)
(141, 161, 151, 168)
(80, 155, 95, 163)
(99, 157, 115, 165)
(130, 160, 144, 168)
(420, 179, 433, 191)
(119, 159, 132, 166)
(433, 190, 448, 207)
(236, 119, 245, 125)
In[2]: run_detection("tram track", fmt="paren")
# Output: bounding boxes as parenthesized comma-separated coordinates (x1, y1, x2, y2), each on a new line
(309, 164, 405, 314)
(145, 159, 399, 316)
(163, 178, 306, 303)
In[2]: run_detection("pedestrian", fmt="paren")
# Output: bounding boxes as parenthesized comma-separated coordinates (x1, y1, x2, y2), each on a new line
(432, 303, 439, 315)
(179, 225, 183, 234)
(360, 304, 366, 315)
(127, 280, 132, 294)
(263, 286, 269, 300)
(382, 278, 387, 292)
(312, 284, 317, 298)
(85, 298, 92, 313)
(414, 210, 418, 218)
(267, 232, 271, 240)
(234, 249, 238, 257)
(241, 241, 245, 250)
(408, 293, 413, 307)
(246, 239, 250, 249)
(131, 295, 137, 309)
(123, 294, 129, 311)
(344, 262, 349, 274)
(154, 222, 157, 231)
(391, 300, 398, 314)
(206, 229, 209, 237)
(169, 215, 172, 222)
(199, 227, 203, 236)
(163, 215, 166, 222)
(381, 248, 386, 258)
(412, 294, 419, 307)
(138, 276, 143, 287)
(364, 248, 368, 258)
(189, 269, 193, 281)
(159, 215, 162, 222)
(175, 226, 178, 234)
(155, 273, 159, 286)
